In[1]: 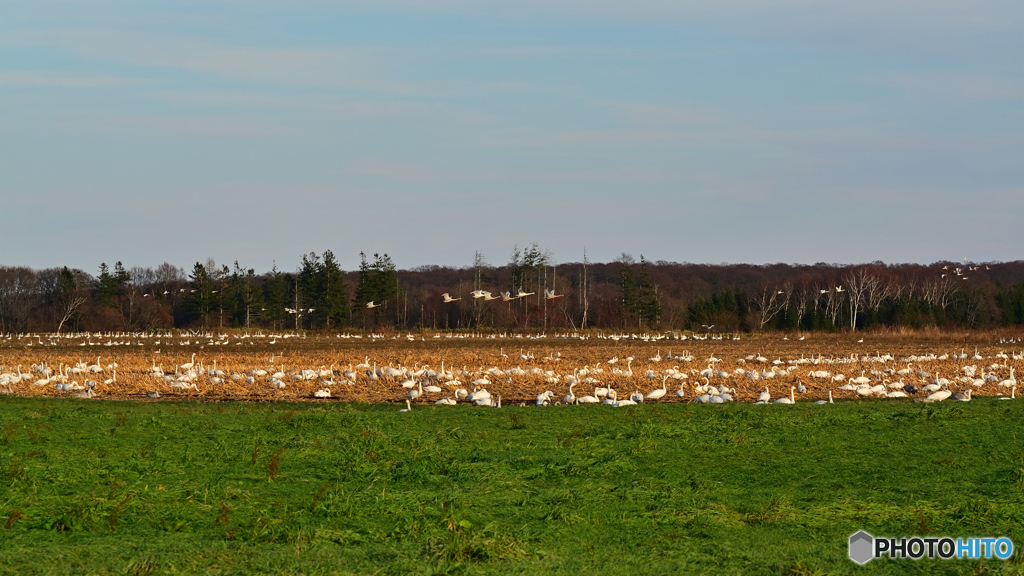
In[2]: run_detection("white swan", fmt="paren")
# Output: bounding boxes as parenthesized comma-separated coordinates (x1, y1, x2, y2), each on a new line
(536, 391, 554, 406)
(409, 382, 423, 401)
(774, 386, 795, 404)
(563, 381, 576, 405)
(998, 368, 1017, 388)
(646, 376, 668, 401)
(925, 386, 952, 403)
(814, 390, 833, 405)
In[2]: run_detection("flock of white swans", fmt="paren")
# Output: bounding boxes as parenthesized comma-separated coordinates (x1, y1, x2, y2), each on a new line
(3, 329, 746, 350)
(1, 337, 1019, 407)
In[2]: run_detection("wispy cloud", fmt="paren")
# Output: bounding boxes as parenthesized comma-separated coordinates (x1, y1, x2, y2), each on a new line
(5, 28, 437, 96)
(232, 0, 1022, 32)
(875, 72, 1024, 100)
(0, 71, 148, 88)
(50, 111, 289, 139)
(603, 100, 719, 125)
(336, 157, 448, 184)
(144, 91, 299, 107)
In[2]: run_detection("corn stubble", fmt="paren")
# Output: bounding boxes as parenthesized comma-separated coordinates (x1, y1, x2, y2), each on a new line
(0, 332, 1019, 404)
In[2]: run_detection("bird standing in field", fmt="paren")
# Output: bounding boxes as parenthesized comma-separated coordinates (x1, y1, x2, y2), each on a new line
(646, 376, 668, 402)
(775, 386, 795, 404)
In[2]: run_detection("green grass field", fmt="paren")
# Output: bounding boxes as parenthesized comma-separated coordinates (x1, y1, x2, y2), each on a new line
(1, 397, 1023, 575)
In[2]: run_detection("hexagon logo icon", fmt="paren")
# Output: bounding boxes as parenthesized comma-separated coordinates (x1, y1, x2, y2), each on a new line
(849, 531, 874, 565)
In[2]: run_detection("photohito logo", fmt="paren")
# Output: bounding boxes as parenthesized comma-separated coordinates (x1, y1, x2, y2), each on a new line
(849, 531, 1014, 564)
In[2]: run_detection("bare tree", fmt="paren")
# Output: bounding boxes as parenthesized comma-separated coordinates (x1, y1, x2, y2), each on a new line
(864, 270, 892, 314)
(59, 271, 89, 333)
(118, 276, 147, 331)
(752, 284, 790, 330)
(843, 268, 876, 330)
(580, 249, 590, 329)
(922, 274, 958, 311)
(794, 282, 816, 328)
(0, 266, 37, 333)
(472, 250, 488, 328)
(821, 285, 844, 327)
(888, 274, 908, 302)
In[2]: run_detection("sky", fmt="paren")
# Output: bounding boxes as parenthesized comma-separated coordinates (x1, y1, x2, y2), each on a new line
(2, 0, 1022, 274)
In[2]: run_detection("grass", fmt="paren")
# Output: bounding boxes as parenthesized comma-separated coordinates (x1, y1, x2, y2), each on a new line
(1, 396, 1023, 575)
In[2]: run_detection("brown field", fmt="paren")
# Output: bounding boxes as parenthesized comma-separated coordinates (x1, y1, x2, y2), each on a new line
(1, 330, 1021, 404)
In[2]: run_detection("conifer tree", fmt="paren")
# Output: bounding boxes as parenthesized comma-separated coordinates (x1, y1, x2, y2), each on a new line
(232, 261, 264, 328)
(635, 256, 661, 328)
(298, 250, 349, 329)
(188, 262, 214, 327)
(620, 256, 660, 329)
(264, 264, 289, 330)
(319, 250, 349, 328)
(96, 263, 120, 307)
(354, 252, 396, 328)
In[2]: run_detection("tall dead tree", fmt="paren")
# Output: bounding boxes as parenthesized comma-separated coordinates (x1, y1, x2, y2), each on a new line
(753, 284, 790, 330)
(843, 268, 875, 330)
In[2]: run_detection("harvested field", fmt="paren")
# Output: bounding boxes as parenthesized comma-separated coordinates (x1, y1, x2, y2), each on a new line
(2, 331, 1021, 405)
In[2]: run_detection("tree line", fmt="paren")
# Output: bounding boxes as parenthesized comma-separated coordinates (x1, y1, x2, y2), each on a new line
(2, 247, 1024, 333)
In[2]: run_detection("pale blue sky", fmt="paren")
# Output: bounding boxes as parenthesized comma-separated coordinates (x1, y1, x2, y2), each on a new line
(2, 0, 1022, 272)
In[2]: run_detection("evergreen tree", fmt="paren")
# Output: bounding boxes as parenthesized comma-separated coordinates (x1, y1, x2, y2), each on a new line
(374, 253, 398, 306)
(619, 264, 636, 328)
(354, 252, 376, 308)
(319, 250, 349, 328)
(214, 264, 236, 328)
(506, 243, 551, 327)
(354, 252, 396, 328)
(263, 264, 289, 330)
(635, 256, 661, 328)
(113, 261, 130, 286)
(96, 263, 119, 306)
(619, 257, 660, 328)
(298, 251, 350, 329)
(299, 252, 322, 329)
(187, 262, 214, 327)
(233, 261, 264, 328)
(354, 252, 397, 308)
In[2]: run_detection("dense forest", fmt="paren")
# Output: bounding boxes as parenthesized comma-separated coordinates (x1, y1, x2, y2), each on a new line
(2, 245, 1024, 334)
